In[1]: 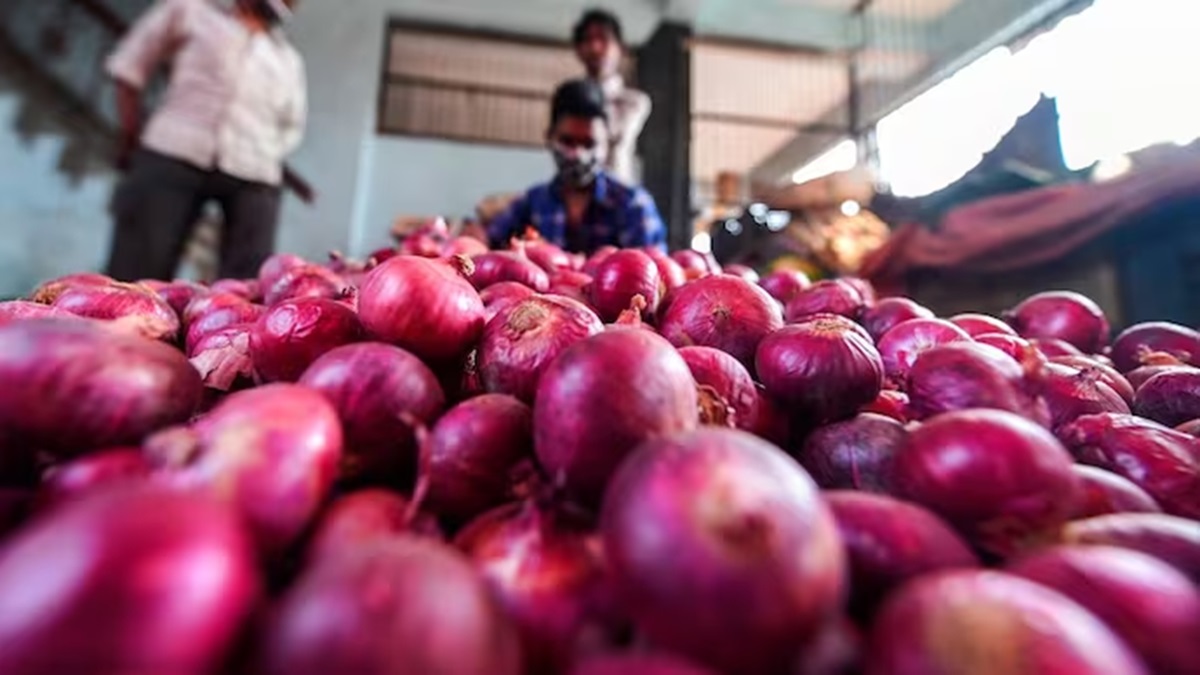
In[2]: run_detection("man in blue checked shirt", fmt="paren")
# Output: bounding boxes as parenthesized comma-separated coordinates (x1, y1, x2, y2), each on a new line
(487, 80, 667, 255)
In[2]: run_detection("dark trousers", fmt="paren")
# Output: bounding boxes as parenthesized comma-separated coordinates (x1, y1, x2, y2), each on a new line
(105, 149, 282, 282)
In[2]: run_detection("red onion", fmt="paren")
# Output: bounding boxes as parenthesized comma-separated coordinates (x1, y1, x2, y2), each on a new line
(29, 272, 118, 304)
(1038, 361, 1130, 432)
(1007, 546, 1200, 675)
(145, 384, 343, 553)
(445, 236, 489, 258)
(650, 254, 687, 293)
(399, 232, 445, 258)
(367, 246, 399, 265)
(784, 279, 866, 322)
(1061, 413, 1200, 519)
(1062, 513, 1200, 583)
(299, 343, 445, 486)
(249, 298, 363, 383)
(1070, 465, 1162, 519)
(660, 275, 784, 373)
(589, 249, 661, 323)
(601, 429, 846, 674)
(258, 253, 307, 292)
(1031, 337, 1084, 358)
(0, 319, 202, 459)
(143, 279, 206, 316)
(866, 570, 1148, 675)
(860, 389, 910, 422)
(826, 491, 978, 616)
(472, 249, 551, 292)
(758, 269, 811, 305)
(0, 300, 77, 326)
(748, 386, 792, 447)
(678, 346, 760, 430)
(1132, 367, 1200, 426)
(264, 263, 349, 306)
(722, 264, 759, 284)
(1051, 355, 1135, 404)
(457, 501, 618, 675)
(893, 409, 1080, 557)
(844, 277, 876, 305)
(860, 297, 934, 341)
(535, 330, 698, 506)
(877, 318, 972, 383)
(52, 282, 180, 342)
(907, 342, 1047, 423)
(184, 301, 264, 353)
(0, 484, 260, 675)
(795, 618, 864, 675)
(306, 489, 441, 562)
(1127, 355, 1192, 391)
(482, 281, 538, 322)
(182, 291, 248, 327)
(479, 295, 603, 404)
(38, 448, 150, 509)
(424, 394, 534, 525)
(525, 241, 573, 273)
(797, 413, 906, 493)
(210, 278, 260, 301)
(1176, 418, 1200, 437)
(757, 315, 884, 426)
(261, 541, 520, 675)
(671, 250, 712, 280)
(189, 326, 256, 392)
(974, 332, 1033, 361)
(548, 270, 595, 303)
(359, 256, 486, 363)
(571, 654, 718, 675)
(583, 246, 619, 276)
(950, 312, 1017, 337)
(1006, 291, 1110, 354)
(1112, 322, 1200, 372)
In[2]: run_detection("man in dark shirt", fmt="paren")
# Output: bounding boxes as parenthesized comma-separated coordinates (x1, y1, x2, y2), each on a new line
(487, 80, 667, 254)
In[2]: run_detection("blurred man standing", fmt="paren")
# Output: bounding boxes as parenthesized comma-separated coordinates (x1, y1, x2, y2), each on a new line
(104, 0, 309, 282)
(573, 9, 651, 186)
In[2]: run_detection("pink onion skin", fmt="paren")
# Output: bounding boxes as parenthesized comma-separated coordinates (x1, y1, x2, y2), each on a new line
(1006, 546, 1200, 675)
(601, 429, 846, 675)
(860, 389, 910, 422)
(189, 326, 256, 392)
(1051, 355, 1135, 404)
(38, 449, 150, 510)
(525, 241, 573, 273)
(306, 489, 441, 563)
(182, 291, 249, 328)
(660, 276, 784, 373)
(479, 295, 604, 404)
(722, 264, 759, 284)
(249, 298, 363, 384)
(367, 246, 399, 265)
(748, 387, 792, 448)
(0, 300, 78, 326)
(1127, 362, 1191, 391)
(359, 256, 486, 363)
(1112, 322, 1200, 372)
(907, 342, 1048, 424)
(210, 278, 260, 301)
(650, 254, 688, 294)
(446, 236, 489, 258)
(258, 253, 307, 292)
(974, 332, 1032, 361)
(1070, 465, 1162, 519)
(583, 246, 619, 276)
(534, 330, 699, 507)
(1039, 361, 1130, 432)
(1062, 513, 1200, 583)
(756, 316, 884, 426)
(28, 272, 116, 305)
(548, 270, 595, 304)
(797, 413, 905, 493)
(52, 283, 181, 342)
(482, 281, 538, 322)
(860, 298, 934, 341)
(671, 250, 712, 281)
(950, 312, 1017, 337)
(893, 409, 1081, 558)
(456, 501, 618, 675)
(1133, 368, 1200, 426)
(299, 343, 445, 486)
(425, 394, 534, 525)
(259, 538, 521, 675)
(0, 485, 260, 675)
(0, 319, 202, 459)
(399, 233, 445, 258)
(571, 654, 718, 675)
(795, 618, 865, 675)
(185, 301, 265, 353)
(589, 250, 662, 323)
(1176, 418, 1200, 437)
(865, 570, 1149, 675)
(144, 384, 343, 553)
(678, 346, 760, 430)
(145, 280, 207, 316)
(1031, 337, 1084, 358)
(264, 264, 348, 306)
(758, 270, 812, 305)
(784, 279, 866, 322)
(877, 318, 973, 384)
(472, 250, 551, 292)
(844, 277, 876, 305)
(826, 491, 979, 617)
(1007, 291, 1110, 354)
(1061, 413, 1200, 519)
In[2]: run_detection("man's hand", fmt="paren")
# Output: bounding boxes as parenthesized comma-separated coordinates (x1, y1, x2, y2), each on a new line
(283, 165, 316, 205)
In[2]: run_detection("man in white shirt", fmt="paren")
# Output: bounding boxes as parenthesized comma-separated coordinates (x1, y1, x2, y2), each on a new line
(104, 0, 308, 282)
(572, 10, 651, 186)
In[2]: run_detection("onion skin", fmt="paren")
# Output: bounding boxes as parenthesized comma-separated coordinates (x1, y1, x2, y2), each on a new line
(306, 489, 441, 563)
(1051, 355, 1135, 404)
(0, 300, 78, 326)
(52, 283, 181, 342)
(722, 264, 759, 284)
(456, 501, 617, 675)
(1007, 291, 1111, 353)
(258, 253, 307, 292)
(1112, 322, 1200, 372)
(972, 332, 1031, 361)
(189, 326, 256, 392)
(249, 298, 364, 383)
(259, 538, 521, 675)
(1132, 368, 1200, 426)
(784, 279, 865, 322)
(907, 342, 1048, 424)
(145, 280, 207, 316)
(950, 312, 1017, 337)
(1070, 465, 1162, 518)
(0, 485, 260, 675)
(671, 250, 713, 280)
(601, 429, 846, 675)
(678, 346, 760, 431)
(583, 246, 619, 276)
(650, 254, 688, 294)
(865, 570, 1149, 675)
(826, 491, 979, 617)
(877, 318, 972, 383)
(860, 389, 910, 422)
(38, 448, 150, 509)
(893, 409, 1081, 558)
(659, 276, 784, 373)
(0, 319, 202, 459)
(28, 272, 116, 305)
(479, 295, 604, 403)
(144, 384, 343, 553)
(185, 301, 265, 353)
(1038, 361, 1130, 432)
(758, 270, 811, 305)
(1061, 513, 1200, 583)
(860, 298, 933, 342)
(525, 241, 573, 273)
(445, 236, 489, 259)
(1006, 546, 1200, 675)
(1060, 413, 1200, 519)
(299, 343, 445, 486)
(182, 291, 249, 328)
(1031, 337, 1084, 358)
(264, 264, 349, 306)
(757, 316, 884, 427)
(589, 249, 662, 323)
(472, 250, 551, 292)
(425, 394, 534, 525)
(571, 654, 718, 675)
(1176, 418, 1200, 437)
(797, 413, 905, 494)
(359, 256, 486, 363)
(210, 278, 260, 301)
(482, 281, 538, 322)
(534, 330, 699, 507)
(548, 270, 595, 304)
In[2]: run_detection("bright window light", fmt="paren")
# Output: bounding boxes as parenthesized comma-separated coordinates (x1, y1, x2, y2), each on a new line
(791, 139, 858, 185)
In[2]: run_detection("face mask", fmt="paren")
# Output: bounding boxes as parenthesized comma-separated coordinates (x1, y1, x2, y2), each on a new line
(552, 142, 600, 188)
(256, 0, 292, 24)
